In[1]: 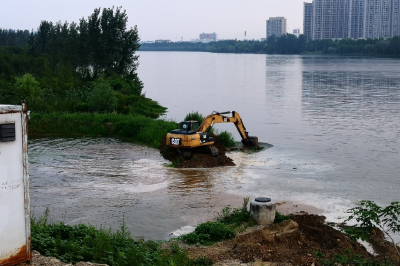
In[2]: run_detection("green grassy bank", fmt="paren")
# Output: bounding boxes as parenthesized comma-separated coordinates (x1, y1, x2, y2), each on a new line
(31, 200, 287, 266)
(29, 112, 177, 148)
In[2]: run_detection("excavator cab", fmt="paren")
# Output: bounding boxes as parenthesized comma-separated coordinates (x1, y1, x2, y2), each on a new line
(170, 121, 200, 135)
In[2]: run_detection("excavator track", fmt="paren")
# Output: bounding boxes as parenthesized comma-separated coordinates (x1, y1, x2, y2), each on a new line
(207, 145, 219, 157)
(177, 149, 192, 159)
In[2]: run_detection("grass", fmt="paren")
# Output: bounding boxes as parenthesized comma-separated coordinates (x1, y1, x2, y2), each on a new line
(274, 211, 290, 224)
(31, 209, 212, 266)
(181, 198, 252, 245)
(180, 198, 290, 245)
(31, 200, 291, 265)
(29, 112, 177, 148)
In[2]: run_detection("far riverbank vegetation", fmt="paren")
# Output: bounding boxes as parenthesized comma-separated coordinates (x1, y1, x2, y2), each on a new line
(139, 35, 400, 56)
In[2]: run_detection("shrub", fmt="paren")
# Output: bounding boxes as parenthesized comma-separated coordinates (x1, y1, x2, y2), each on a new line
(88, 79, 118, 113)
(31, 209, 209, 265)
(184, 111, 204, 123)
(344, 200, 400, 256)
(274, 211, 290, 224)
(216, 197, 252, 226)
(181, 221, 235, 245)
(14, 73, 42, 108)
(217, 131, 236, 148)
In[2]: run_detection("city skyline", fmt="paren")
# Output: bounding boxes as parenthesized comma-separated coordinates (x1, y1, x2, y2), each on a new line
(304, 0, 400, 40)
(0, 0, 304, 42)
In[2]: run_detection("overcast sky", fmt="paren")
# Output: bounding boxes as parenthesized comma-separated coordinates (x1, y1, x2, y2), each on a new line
(1, 0, 306, 41)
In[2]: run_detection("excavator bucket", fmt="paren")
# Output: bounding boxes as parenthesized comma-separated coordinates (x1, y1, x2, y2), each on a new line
(242, 136, 259, 147)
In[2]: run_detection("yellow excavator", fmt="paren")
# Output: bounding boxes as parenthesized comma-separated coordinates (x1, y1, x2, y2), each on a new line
(166, 111, 258, 158)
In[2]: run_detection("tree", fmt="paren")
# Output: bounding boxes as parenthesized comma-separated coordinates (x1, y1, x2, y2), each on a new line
(14, 73, 42, 107)
(87, 78, 118, 113)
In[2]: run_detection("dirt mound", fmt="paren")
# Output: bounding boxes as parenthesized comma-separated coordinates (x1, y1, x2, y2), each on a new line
(184, 213, 400, 266)
(158, 134, 235, 168)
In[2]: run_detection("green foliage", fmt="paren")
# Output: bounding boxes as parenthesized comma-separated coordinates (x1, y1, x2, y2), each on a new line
(216, 197, 253, 227)
(217, 131, 236, 148)
(181, 222, 235, 245)
(140, 35, 400, 56)
(14, 73, 42, 107)
(29, 7, 141, 80)
(274, 211, 290, 224)
(0, 8, 156, 118)
(88, 79, 118, 113)
(0, 29, 30, 47)
(31, 210, 209, 266)
(182, 198, 253, 245)
(184, 111, 204, 124)
(344, 201, 400, 256)
(29, 113, 176, 148)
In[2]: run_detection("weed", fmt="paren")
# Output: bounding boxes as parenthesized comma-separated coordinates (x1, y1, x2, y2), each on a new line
(31, 210, 207, 266)
(274, 211, 290, 224)
(345, 201, 400, 256)
(216, 197, 253, 227)
(182, 198, 255, 245)
(217, 131, 236, 148)
(181, 221, 236, 245)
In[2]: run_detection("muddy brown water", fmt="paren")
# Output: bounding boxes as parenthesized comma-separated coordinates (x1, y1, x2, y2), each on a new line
(29, 53, 400, 242)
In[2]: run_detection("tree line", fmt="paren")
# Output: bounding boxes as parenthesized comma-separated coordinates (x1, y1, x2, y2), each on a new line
(0, 29, 30, 46)
(140, 34, 400, 55)
(0, 7, 166, 118)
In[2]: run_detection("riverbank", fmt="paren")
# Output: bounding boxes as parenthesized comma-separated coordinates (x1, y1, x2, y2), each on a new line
(28, 112, 176, 148)
(19, 211, 400, 266)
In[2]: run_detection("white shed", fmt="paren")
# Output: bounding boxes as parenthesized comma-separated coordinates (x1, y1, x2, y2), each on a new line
(0, 103, 31, 265)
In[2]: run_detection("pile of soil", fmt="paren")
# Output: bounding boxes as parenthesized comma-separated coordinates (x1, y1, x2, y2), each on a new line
(184, 213, 400, 266)
(158, 134, 235, 168)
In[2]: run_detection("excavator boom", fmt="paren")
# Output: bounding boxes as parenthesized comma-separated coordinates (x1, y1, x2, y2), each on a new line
(197, 111, 258, 146)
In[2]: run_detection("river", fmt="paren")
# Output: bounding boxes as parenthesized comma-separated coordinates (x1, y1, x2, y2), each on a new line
(29, 52, 400, 240)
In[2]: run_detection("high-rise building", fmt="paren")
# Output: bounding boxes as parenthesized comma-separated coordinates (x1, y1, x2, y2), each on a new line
(349, 0, 365, 39)
(266, 17, 287, 38)
(304, 3, 314, 40)
(311, 0, 350, 39)
(293, 28, 301, 37)
(304, 0, 400, 40)
(392, 0, 400, 36)
(199, 32, 217, 42)
(364, 0, 392, 39)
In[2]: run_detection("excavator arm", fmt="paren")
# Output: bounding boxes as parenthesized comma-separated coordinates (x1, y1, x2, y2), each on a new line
(197, 111, 258, 146)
